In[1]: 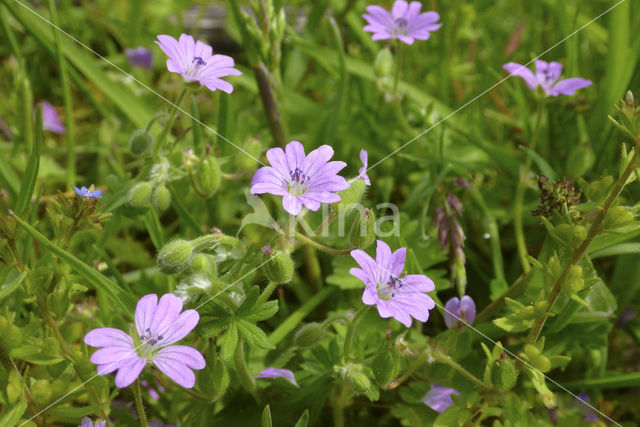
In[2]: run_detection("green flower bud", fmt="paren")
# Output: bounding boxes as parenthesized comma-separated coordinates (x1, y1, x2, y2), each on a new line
(349, 372, 372, 393)
(31, 379, 52, 406)
(191, 156, 221, 198)
(524, 344, 551, 373)
(372, 345, 400, 385)
(152, 184, 171, 213)
(191, 253, 214, 275)
(262, 249, 294, 284)
(490, 357, 518, 391)
(129, 129, 152, 157)
(235, 137, 262, 171)
(294, 322, 325, 348)
(332, 179, 366, 215)
(603, 206, 634, 229)
(349, 208, 376, 249)
(567, 265, 584, 292)
(374, 48, 394, 78)
(157, 239, 193, 274)
(127, 182, 152, 208)
(0, 316, 22, 351)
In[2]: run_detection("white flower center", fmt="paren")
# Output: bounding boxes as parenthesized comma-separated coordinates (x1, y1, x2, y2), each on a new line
(394, 18, 409, 35)
(377, 275, 403, 301)
(188, 56, 207, 77)
(288, 167, 309, 197)
(138, 328, 164, 359)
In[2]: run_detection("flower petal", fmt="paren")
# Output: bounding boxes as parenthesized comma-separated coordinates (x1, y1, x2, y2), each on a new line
(90, 346, 137, 365)
(282, 194, 302, 215)
(503, 62, 537, 90)
(552, 78, 592, 96)
(114, 357, 146, 388)
(153, 345, 205, 388)
(157, 309, 200, 345)
(135, 294, 158, 338)
(85, 328, 134, 348)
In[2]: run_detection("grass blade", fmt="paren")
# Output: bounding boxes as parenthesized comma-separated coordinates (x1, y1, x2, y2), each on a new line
(13, 105, 41, 215)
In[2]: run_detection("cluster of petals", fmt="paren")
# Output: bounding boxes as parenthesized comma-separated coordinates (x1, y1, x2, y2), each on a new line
(350, 240, 435, 327)
(74, 185, 103, 199)
(41, 101, 65, 134)
(155, 34, 241, 93)
(363, 0, 441, 45)
(251, 141, 350, 216)
(423, 383, 460, 413)
(503, 60, 592, 97)
(84, 293, 205, 388)
(255, 367, 298, 386)
(125, 46, 153, 70)
(443, 295, 476, 329)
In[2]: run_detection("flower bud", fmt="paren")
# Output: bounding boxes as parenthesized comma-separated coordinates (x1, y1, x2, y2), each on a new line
(490, 357, 518, 391)
(129, 129, 152, 157)
(31, 379, 52, 406)
(349, 372, 372, 393)
(235, 137, 262, 171)
(567, 265, 584, 292)
(0, 316, 22, 351)
(263, 250, 294, 284)
(191, 156, 221, 198)
(294, 322, 325, 348)
(349, 209, 376, 249)
(333, 179, 365, 215)
(157, 239, 193, 274)
(152, 184, 171, 213)
(127, 182, 152, 207)
(374, 48, 394, 78)
(626, 90, 635, 108)
(372, 344, 400, 385)
(191, 253, 214, 275)
(523, 344, 551, 373)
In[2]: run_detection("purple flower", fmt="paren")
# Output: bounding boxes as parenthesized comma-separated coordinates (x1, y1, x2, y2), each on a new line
(125, 46, 153, 70)
(251, 141, 350, 216)
(349, 240, 436, 327)
(363, 1, 441, 45)
(40, 101, 65, 134)
(503, 60, 592, 97)
(574, 393, 599, 422)
(358, 150, 371, 185)
(155, 34, 242, 93)
(73, 186, 103, 199)
(140, 379, 164, 400)
(423, 383, 460, 413)
(255, 367, 298, 387)
(79, 418, 106, 427)
(443, 296, 476, 329)
(84, 293, 205, 388)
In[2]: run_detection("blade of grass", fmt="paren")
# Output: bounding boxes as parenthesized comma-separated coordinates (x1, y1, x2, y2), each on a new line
(13, 105, 41, 215)
(143, 209, 165, 250)
(559, 372, 640, 390)
(191, 96, 203, 156)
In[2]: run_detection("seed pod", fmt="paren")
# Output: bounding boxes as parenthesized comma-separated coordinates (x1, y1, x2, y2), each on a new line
(157, 239, 193, 274)
(263, 251, 294, 284)
(127, 182, 152, 207)
(490, 357, 518, 391)
(129, 129, 152, 157)
(333, 179, 365, 215)
(152, 184, 171, 213)
(294, 322, 325, 348)
(371, 344, 400, 385)
(192, 156, 221, 198)
(374, 48, 394, 78)
(349, 209, 376, 249)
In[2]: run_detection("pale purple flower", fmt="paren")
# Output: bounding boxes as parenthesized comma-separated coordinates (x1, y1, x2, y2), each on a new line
(155, 34, 242, 93)
(140, 379, 164, 400)
(443, 296, 476, 329)
(255, 367, 298, 387)
(423, 383, 460, 413)
(358, 149, 371, 185)
(350, 240, 436, 327)
(251, 141, 350, 216)
(84, 293, 205, 388)
(574, 393, 599, 422)
(503, 60, 592, 97)
(363, 1, 441, 45)
(79, 418, 106, 427)
(125, 46, 153, 70)
(73, 186, 103, 199)
(40, 101, 65, 134)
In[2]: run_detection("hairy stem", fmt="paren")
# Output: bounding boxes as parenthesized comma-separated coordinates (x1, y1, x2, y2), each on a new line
(233, 340, 257, 393)
(343, 305, 370, 360)
(256, 281, 278, 306)
(294, 231, 352, 255)
(133, 379, 148, 427)
(153, 87, 188, 157)
(254, 62, 287, 148)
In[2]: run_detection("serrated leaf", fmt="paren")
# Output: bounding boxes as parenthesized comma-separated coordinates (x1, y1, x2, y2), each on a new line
(235, 286, 260, 318)
(244, 300, 279, 322)
(219, 320, 238, 360)
(237, 319, 275, 350)
(0, 401, 27, 427)
(493, 315, 531, 332)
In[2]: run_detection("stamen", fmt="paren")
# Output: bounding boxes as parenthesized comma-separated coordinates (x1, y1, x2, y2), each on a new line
(192, 56, 206, 66)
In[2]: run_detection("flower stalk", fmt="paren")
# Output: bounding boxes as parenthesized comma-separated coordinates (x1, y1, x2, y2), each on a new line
(133, 379, 148, 427)
(153, 87, 188, 157)
(343, 305, 371, 360)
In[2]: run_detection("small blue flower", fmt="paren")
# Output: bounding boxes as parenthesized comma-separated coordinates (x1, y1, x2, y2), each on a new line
(73, 186, 103, 199)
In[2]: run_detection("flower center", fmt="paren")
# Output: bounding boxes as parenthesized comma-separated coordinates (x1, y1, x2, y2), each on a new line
(288, 167, 309, 197)
(394, 18, 409, 35)
(138, 328, 164, 359)
(192, 56, 207, 67)
(377, 275, 403, 301)
(541, 68, 556, 86)
(188, 56, 207, 77)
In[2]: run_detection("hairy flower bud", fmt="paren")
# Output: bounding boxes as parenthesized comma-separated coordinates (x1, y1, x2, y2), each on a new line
(567, 265, 584, 293)
(129, 129, 152, 157)
(294, 322, 325, 348)
(263, 250, 294, 284)
(127, 182, 152, 207)
(152, 184, 171, 213)
(191, 253, 214, 275)
(191, 156, 221, 198)
(349, 208, 376, 249)
(333, 179, 365, 214)
(372, 344, 400, 385)
(157, 239, 193, 274)
(374, 48, 394, 78)
(490, 357, 518, 391)
(235, 137, 262, 171)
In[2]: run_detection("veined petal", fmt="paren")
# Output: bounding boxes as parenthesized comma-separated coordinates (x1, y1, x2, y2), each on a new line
(114, 357, 146, 388)
(391, 247, 406, 277)
(90, 346, 137, 365)
(503, 62, 537, 90)
(154, 346, 205, 388)
(285, 141, 306, 172)
(149, 294, 184, 338)
(135, 294, 158, 338)
(401, 274, 435, 292)
(553, 78, 592, 95)
(265, 147, 289, 177)
(85, 328, 134, 348)
(282, 194, 302, 215)
(303, 145, 334, 177)
(392, 0, 409, 19)
(375, 240, 393, 273)
(159, 309, 200, 346)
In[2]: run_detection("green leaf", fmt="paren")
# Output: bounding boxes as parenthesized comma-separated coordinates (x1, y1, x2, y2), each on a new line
(47, 403, 106, 418)
(493, 314, 532, 333)
(294, 410, 309, 427)
(237, 319, 274, 351)
(261, 405, 273, 427)
(13, 105, 41, 215)
(244, 300, 279, 323)
(0, 401, 27, 427)
(219, 319, 238, 360)
(0, 271, 27, 302)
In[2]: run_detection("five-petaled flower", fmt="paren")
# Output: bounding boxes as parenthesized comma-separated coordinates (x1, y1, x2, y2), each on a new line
(155, 34, 242, 93)
(251, 140, 350, 216)
(350, 240, 436, 327)
(74, 185, 103, 199)
(255, 367, 298, 387)
(41, 101, 66, 134)
(358, 149, 371, 185)
(84, 293, 205, 388)
(503, 60, 592, 97)
(363, 1, 441, 45)
(443, 295, 476, 329)
(423, 383, 460, 413)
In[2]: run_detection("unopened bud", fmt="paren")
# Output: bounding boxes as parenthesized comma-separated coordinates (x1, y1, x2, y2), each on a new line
(263, 250, 294, 284)
(349, 209, 376, 249)
(192, 156, 221, 198)
(157, 239, 193, 274)
(374, 48, 394, 78)
(349, 372, 372, 393)
(127, 182, 152, 207)
(152, 185, 171, 212)
(333, 179, 365, 214)
(372, 345, 400, 385)
(294, 322, 325, 348)
(567, 265, 584, 292)
(191, 253, 214, 275)
(626, 90, 635, 108)
(31, 379, 52, 406)
(490, 357, 518, 391)
(129, 129, 152, 157)
(235, 137, 262, 171)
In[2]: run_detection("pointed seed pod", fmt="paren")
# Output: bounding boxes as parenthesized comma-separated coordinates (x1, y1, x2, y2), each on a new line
(157, 239, 193, 274)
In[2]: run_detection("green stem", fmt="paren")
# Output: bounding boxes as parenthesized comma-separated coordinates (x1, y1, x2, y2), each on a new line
(475, 270, 534, 323)
(513, 100, 545, 273)
(429, 349, 488, 389)
(393, 41, 403, 95)
(153, 87, 188, 157)
(331, 386, 346, 427)
(343, 305, 370, 360)
(233, 341, 257, 393)
(527, 144, 640, 344)
(47, 0, 76, 189)
(133, 380, 148, 427)
(294, 231, 351, 255)
(302, 244, 323, 294)
(256, 281, 278, 306)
